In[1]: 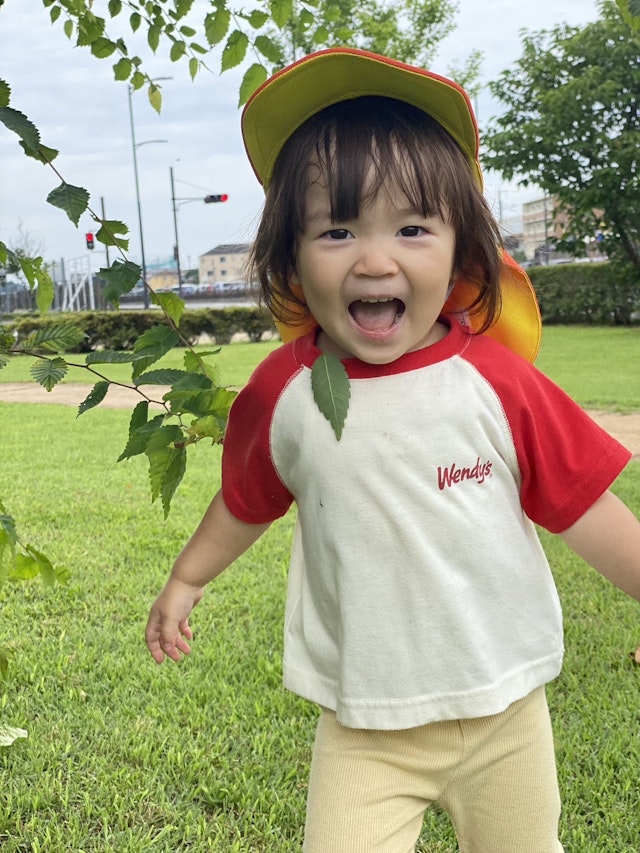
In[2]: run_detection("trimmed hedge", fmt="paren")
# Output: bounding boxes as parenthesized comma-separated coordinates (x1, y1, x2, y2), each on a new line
(529, 262, 640, 325)
(7, 306, 277, 353)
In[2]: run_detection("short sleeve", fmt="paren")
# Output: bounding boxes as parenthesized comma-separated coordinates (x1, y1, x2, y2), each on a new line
(221, 347, 298, 524)
(465, 339, 632, 533)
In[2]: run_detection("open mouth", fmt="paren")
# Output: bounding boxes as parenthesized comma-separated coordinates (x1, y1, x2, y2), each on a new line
(349, 297, 405, 333)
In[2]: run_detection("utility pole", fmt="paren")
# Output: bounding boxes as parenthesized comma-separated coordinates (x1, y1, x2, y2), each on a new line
(170, 166, 183, 296)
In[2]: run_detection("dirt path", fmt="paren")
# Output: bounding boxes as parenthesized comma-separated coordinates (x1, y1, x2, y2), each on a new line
(1, 382, 639, 459)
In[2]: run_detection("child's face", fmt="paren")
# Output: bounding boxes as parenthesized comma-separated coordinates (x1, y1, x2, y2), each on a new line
(292, 168, 456, 363)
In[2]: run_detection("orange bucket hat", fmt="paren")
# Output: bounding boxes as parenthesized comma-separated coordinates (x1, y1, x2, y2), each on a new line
(242, 47, 541, 362)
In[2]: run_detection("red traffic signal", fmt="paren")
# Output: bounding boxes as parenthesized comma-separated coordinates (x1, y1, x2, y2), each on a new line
(204, 194, 229, 203)
(85, 232, 95, 250)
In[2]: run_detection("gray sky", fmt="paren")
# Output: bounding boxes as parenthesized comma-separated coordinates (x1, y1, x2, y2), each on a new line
(1, 0, 599, 275)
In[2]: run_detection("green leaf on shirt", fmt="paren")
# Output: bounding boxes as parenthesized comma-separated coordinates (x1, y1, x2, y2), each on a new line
(311, 353, 350, 440)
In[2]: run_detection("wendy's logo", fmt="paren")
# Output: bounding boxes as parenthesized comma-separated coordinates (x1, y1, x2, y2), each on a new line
(437, 458, 493, 491)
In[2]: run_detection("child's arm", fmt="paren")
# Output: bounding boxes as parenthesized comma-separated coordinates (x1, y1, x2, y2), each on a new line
(145, 489, 271, 664)
(559, 489, 640, 601)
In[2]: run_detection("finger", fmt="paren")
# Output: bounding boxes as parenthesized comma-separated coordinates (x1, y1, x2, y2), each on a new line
(179, 619, 193, 641)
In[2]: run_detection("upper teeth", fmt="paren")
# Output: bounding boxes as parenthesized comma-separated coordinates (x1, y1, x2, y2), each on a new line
(360, 297, 394, 304)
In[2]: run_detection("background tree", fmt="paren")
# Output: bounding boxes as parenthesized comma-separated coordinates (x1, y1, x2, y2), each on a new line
(482, 0, 639, 270)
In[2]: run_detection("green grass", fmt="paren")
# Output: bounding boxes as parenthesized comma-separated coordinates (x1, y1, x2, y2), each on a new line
(1, 329, 639, 851)
(0, 339, 280, 390)
(2, 325, 639, 410)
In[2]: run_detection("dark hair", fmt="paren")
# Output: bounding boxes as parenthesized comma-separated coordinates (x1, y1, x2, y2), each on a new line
(249, 96, 503, 331)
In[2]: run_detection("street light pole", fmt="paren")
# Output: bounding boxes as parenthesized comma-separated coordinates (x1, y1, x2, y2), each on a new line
(127, 79, 171, 308)
(170, 166, 183, 296)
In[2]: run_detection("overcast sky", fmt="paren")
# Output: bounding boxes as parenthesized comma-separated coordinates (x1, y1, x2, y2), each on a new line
(1, 0, 599, 275)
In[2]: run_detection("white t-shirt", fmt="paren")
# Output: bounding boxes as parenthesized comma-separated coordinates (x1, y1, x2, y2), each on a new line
(222, 320, 630, 729)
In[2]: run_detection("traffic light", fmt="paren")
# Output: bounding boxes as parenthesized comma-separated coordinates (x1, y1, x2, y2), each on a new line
(204, 194, 229, 203)
(85, 232, 95, 250)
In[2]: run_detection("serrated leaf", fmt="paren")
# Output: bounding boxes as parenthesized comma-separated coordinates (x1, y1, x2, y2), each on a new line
(77, 380, 110, 416)
(204, 8, 230, 45)
(24, 545, 56, 585)
(95, 219, 129, 249)
(188, 415, 224, 443)
(113, 57, 132, 80)
(9, 553, 40, 581)
(29, 357, 68, 392)
(0, 725, 28, 747)
(24, 323, 86, 352)
(99, 258, 141, 305)
(91, 36, 117, 58)
(118, 402, 157, 461)
(152, 290, 185, 325)
(108, 0, 123, 16)
(239, 63, 269, 106)
(183, 348, 221, 382)
(221, 30, 249, 71)
(161, 446, 187, 517)
(0, 513, 17, 551)
(46, 183, 90, 226)
(0, 107, 40, 152)
(18, 256, 55, 312)
(310, 353, 350, 440)
(0, 80, 10, 110)
(169, 40, 186, 62)
(254, 35, 283, 64)
(148, 84, 162, 114)
(134, 368, 189, 386)
(270, 0, 294, 28)
(85, 350, 136, 365)
(132, 325, 180, 379)
(246, 10, 270, 28)
(148, 23, 161, 51)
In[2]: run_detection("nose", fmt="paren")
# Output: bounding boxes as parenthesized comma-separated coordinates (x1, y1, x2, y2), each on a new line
(352, 240, 399, 278)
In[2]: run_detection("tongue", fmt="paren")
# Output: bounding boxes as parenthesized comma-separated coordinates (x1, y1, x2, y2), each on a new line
(351, 299, 401, 332)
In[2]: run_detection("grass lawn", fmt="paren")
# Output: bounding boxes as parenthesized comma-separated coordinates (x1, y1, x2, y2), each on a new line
(1, 327, 639, 851)
(1, 325, 640, 409)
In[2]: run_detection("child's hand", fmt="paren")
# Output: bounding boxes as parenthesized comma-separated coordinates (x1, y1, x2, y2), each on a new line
(145, 577, 204, 664)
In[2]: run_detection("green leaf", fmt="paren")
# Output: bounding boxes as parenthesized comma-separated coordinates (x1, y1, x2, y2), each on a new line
(29, 357, 68, 392)
(113, 57, 133, 80)
(90, 36, 118, 58)
(46, 183, 90, 226)
(108, 0, 123, 16)
(77, 380, 110, 416)
(99, 259, 141, 305)
(95, 219, 129, 249)
(84, 350, 136, 366)
(183, 348, 221, 383)
(0, 106, 40, 153)
(0, 512, 17, 551)
(76, 11, 105, 46)
(117, 402, 157, 461)
(148, 23, 161, 51)
(148, 83, 162, 114)
(169, 40, 186, 62)
(132, 325, 180, 378)
(221, 30, 249, 71)
(63, 19, 74, 40)
(189, 56, 199, 80)
(17, 256, 55, 312)
(204, 8, 230, 45)
(254, 34, 283, 63)
(161, 446, 187, 517)
(134, 368, 189, 386)
(310, 353, 350, 440)
(24, 323, 86, 353)
(246, 10, 269, 28)
(270, 0, 294, 28)
(0, 80, 10, 109)
(239, 64, 268, 106)
(151, 292, 185, 326)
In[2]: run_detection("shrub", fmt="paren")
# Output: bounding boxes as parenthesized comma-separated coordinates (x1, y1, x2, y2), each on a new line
(8, 306, 277, 352)
(529, 262, 640, 325)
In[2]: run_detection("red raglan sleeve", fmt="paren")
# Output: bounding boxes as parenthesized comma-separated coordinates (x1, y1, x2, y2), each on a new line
(221, 346, 297, 524)
(466, 339, 632, 533)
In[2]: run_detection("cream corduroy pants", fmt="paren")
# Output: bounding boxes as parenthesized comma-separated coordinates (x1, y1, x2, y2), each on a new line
(303, 686, 564, 852)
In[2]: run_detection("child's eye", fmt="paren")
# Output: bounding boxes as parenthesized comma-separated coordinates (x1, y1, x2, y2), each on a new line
(323, 228, 351, 240)
(398, 225, 426, 237)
